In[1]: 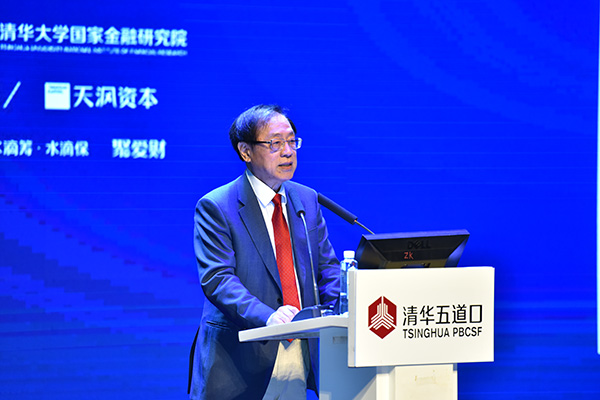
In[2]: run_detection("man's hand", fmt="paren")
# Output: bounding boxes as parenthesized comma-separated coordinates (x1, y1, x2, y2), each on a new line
(266, 305, 299, 326)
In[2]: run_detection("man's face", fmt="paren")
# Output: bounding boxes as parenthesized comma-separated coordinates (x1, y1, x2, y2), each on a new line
(238, 113, 297, 191)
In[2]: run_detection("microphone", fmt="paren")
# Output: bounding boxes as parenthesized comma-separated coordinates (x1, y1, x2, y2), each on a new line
(317, 193, 374, 234)
(288, 189, 334, 321)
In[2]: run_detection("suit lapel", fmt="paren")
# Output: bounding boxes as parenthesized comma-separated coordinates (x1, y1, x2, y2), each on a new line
(236, 175, 282, 290)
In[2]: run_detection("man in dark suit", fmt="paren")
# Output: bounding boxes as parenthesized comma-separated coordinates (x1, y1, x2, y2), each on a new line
(189, 105, 340, 399)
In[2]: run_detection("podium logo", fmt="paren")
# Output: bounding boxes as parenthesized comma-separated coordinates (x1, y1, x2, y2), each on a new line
(368, 296, 397, 339)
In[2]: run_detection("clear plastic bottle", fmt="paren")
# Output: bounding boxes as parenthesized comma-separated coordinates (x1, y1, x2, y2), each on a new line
(339, 250, 358, 315)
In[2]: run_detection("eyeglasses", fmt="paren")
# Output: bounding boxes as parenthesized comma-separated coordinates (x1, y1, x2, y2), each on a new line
(249, 138, 302, 152)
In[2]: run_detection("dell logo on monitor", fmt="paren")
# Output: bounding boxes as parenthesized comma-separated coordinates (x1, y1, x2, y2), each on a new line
(407, 240, 431, 250)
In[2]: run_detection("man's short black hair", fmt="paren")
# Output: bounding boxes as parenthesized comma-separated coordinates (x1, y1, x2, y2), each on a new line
(229, 104, 296, 161)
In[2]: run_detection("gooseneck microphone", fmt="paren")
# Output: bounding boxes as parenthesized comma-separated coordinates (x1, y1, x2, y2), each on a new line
(288, 190, 333, 321)
(317, 193, 375, 234)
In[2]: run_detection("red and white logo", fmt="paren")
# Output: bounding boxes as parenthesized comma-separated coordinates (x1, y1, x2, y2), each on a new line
(368, 296, 397, 339)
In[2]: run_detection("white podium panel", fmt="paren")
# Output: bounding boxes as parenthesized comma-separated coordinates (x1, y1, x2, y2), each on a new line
(240, 266, 495, 399)
(319, 328, 458, 400)
(238, 315, 348, 342)
(348, 267, 495, 367)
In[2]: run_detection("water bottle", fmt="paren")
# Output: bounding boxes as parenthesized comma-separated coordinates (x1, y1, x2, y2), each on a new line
(339, 250, 358, 315)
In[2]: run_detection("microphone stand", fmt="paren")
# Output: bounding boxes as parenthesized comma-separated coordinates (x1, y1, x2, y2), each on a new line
(317, 193, 374, 234)
(291, 211, 335, 321)
(289, 190, 374, 321)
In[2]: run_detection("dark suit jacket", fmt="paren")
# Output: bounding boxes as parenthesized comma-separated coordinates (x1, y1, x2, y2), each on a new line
(189, 174, 340, 400)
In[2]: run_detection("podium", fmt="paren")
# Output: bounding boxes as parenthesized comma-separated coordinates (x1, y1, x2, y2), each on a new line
(239, 267, 494, 400)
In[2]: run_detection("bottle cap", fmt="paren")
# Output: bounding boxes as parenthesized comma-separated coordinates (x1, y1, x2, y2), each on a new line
(343, 250, 355, 259)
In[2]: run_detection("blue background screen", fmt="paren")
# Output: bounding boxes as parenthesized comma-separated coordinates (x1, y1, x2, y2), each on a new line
(1, 1, 598, 398)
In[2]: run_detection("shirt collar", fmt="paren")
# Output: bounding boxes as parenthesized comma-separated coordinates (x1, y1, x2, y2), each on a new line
(245, 169, 287, 207)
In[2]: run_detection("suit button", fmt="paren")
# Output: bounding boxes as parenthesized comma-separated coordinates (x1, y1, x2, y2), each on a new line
(277, 298, 283, 305)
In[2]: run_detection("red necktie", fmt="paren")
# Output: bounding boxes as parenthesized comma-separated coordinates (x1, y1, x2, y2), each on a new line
(271, 194, 301, 311)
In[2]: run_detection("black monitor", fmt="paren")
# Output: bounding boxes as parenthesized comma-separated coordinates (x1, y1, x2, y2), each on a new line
(355, 229, 469, 269)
